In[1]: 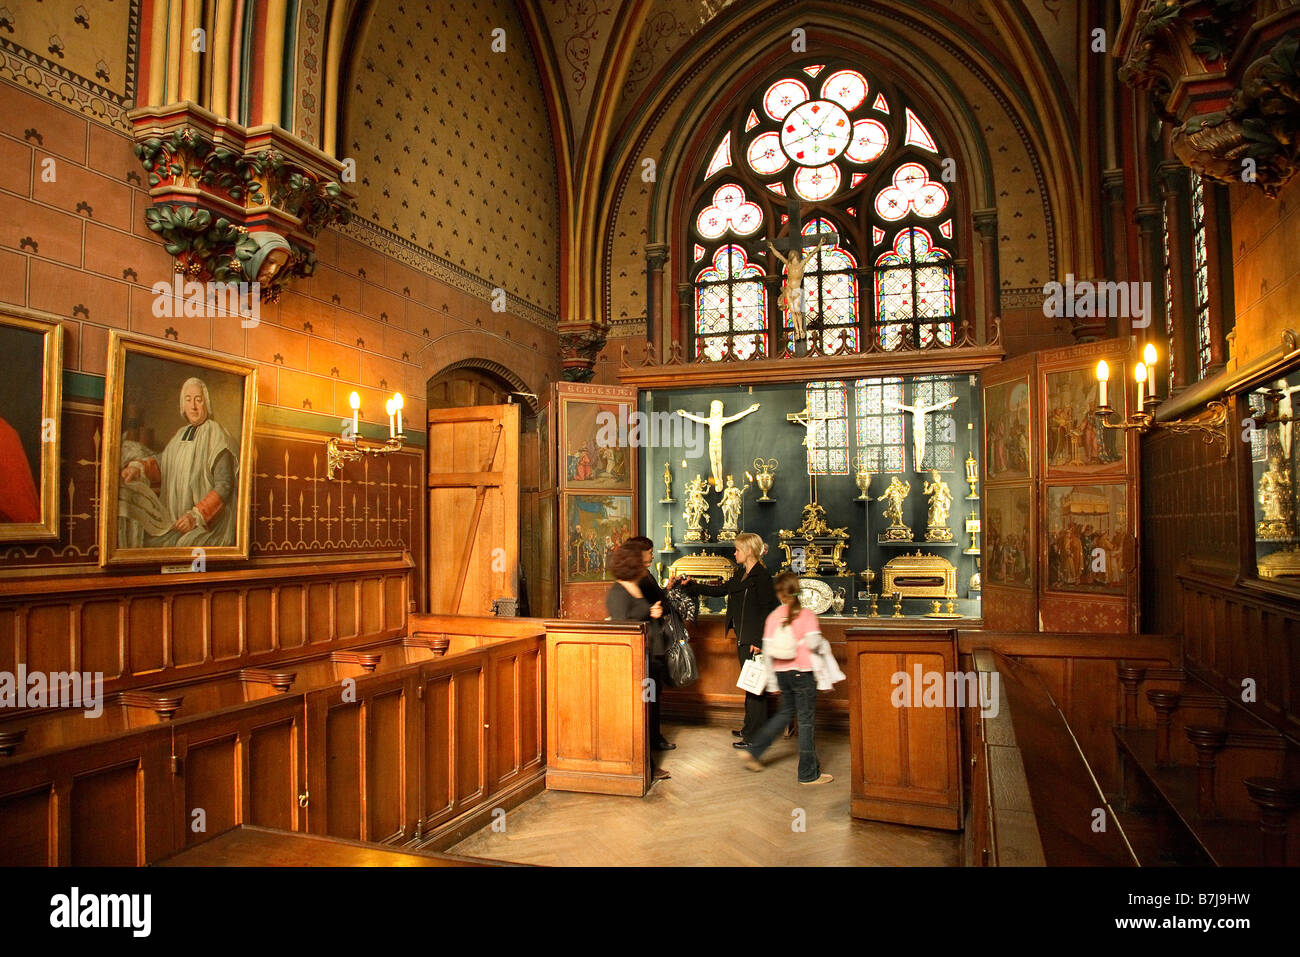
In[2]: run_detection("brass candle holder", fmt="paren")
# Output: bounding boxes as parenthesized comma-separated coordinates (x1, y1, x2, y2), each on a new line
(1093, 353, 1230, 458)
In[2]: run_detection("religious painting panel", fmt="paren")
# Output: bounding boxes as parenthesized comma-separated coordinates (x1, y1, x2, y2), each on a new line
(0, 310, 62, 541)
(1043, 483, 1127, 595)
(984, 377, 1030, 481)
(100, 333, 257, 566)
(1042, 365, 1125, 476)
(984, 485, 1032, 589)
(562, 494, 634, 584)
(561, 398, 632, 490)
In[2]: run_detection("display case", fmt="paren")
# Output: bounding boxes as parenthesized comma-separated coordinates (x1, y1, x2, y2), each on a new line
(637, 374, 982, 619)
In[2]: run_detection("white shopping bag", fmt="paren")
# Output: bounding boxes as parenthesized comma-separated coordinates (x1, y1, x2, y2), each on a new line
(736, 654, 768, 695)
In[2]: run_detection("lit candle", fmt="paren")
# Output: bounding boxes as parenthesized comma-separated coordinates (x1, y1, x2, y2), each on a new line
(1134, 361, 1146, 408)
(385, 397, 396, 438)
(1143, 342, 1158, 401)
(393, 392, 404, 435)
(349, 391, 360, 435)
(1095, 359, 1109, 408)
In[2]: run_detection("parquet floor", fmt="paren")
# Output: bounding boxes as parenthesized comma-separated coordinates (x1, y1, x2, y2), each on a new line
(449, 723, 961, 866)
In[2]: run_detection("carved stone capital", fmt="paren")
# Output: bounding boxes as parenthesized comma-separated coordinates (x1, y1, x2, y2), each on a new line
(644, 242, 669, 271)
(1134, 203, 1163, 232)
(130, 102, 353, 300)
(559, 327, 608, 382)
(971, 208, 998, 239)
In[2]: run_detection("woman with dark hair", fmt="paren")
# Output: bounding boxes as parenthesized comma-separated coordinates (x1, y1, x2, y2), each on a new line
(738, 570, 833, 785)
(606, 542, 673, 779)
(679, 531, 778, 747)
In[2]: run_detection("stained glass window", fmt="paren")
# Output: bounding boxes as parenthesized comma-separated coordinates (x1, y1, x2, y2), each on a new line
(688, 60, 959, 362)
(910, 375, 959, 471)
(874, 228, 954, 350)
(1162, 202, 1175, 393)
(777, 218, 859, 355)
(694, 245, 768, 360)
(805, 380, 850, 475)
(1192, 174, 1211, 379)
(854, 377, 905, 473)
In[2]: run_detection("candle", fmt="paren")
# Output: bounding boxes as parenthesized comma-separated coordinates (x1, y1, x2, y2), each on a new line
(1134, 361, 1146, 408)
(349, 391, 360, 435)
(385, 398, 396, 438)
(393, 393, 404, 435)
(1095, 360, 1109, 408)
(1143, 342, 1158, 401)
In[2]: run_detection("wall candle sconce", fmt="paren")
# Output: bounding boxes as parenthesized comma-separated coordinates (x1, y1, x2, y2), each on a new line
(327, 390, 407, 478)
(1093, 346, 1230, 457)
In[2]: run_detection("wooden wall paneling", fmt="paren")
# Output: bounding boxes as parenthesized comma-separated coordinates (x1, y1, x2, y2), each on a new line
(544, 621, 649, 797)
(416, 654, 488, 832)
(80, 600, 123, 677)
(335, 579, 358, 640)
(846, 628, 963, 829)
(0, 608, 15, 677)
(279, 584, 306, 650)
(26, 604, 73, 677)
(211, 590, 243, 660)
(247, 587, 274, 653)
(487, 637, 544, 793)
(171, 694, 306, 850)
(303, 670, 419, 844)
(308, 583, 332, 643)
(0, 727, 173, 866)
(173, 592, 207, 667)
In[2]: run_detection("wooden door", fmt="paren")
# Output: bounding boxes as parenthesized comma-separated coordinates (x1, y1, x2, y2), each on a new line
(427, 404, 520, 615)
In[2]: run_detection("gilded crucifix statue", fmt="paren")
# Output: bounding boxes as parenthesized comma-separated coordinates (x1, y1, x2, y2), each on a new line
(677, 400, 761, 489)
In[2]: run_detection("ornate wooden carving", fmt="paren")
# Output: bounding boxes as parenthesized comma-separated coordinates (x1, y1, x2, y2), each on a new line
(130, 102, 353, 297)
(1117, 4, 1300, 196)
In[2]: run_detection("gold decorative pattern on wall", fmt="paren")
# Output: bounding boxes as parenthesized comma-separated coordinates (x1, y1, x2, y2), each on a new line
(294, 0, 328, 147)
(0, 407, 422, 570)
(0, 0, 139, 130)
(345, 0, 559, 321)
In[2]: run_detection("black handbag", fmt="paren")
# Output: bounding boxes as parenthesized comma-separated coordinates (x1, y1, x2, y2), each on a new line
(662, 607, 699, 687)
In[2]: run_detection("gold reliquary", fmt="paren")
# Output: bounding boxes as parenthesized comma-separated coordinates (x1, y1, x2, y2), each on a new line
(881, 551, 957, 599)
(777, 502, 850, 576)
(668, 554, 736, 584)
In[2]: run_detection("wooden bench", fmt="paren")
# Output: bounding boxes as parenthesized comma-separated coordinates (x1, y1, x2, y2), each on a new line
(0, 615, 546, 865)
(967, 650, 1139, 866)
(1114, 665, 1300, 866)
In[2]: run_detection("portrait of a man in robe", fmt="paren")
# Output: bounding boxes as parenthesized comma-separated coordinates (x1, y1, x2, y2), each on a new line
(0, 311, 62, 542)
(100, 334, 256, 564)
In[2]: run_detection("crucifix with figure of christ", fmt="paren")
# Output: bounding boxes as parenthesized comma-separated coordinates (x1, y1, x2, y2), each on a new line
(767, 198, 827, 353)
(884, 394, 959, 472)
(787, 405, 832, 503)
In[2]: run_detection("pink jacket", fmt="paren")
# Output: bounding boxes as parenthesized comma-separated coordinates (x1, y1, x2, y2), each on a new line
(760, 605, 845, 692)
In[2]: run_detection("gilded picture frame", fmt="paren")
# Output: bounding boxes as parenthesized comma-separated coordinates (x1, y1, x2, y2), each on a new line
(0, 309, 63, 541)
(99, 332, 257, 566)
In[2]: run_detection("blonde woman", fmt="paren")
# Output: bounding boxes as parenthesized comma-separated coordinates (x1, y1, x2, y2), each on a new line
(678, 531, 778, 746)
(738, 570, 833, 785)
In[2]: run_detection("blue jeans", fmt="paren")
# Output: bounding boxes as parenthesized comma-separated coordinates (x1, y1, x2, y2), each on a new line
(747, 670, 820, 782)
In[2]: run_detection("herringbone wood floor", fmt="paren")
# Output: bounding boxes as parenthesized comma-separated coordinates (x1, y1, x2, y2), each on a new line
(450, 723, 961, 866)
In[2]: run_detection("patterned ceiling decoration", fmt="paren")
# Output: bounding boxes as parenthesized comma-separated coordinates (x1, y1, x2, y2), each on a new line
(0, 0, 140, 130)
(346, 0, 559, 326)
(537, 0, 619, 144)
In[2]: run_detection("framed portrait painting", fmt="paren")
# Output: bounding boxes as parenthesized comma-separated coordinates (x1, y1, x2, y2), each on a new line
(0, 310, 63, 541)
(99, 333, 257, 565)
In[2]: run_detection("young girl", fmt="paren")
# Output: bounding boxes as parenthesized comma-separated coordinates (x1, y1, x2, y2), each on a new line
(738, 571, 834, 785)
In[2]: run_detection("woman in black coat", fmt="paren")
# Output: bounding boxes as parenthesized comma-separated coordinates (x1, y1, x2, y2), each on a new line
(678, 531, 778, 746)
(606, 543, 673, 780)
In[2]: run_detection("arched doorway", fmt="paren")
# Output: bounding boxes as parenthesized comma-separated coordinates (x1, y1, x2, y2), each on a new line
(426, 362, 548, 617)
